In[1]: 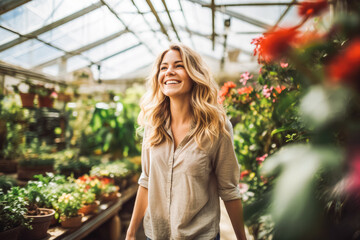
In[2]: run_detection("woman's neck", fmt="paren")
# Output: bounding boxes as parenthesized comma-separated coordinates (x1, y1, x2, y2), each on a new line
(169, 97, 193, 126)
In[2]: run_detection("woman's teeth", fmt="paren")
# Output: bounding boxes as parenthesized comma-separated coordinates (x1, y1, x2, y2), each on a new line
(165, 80, 180, 85)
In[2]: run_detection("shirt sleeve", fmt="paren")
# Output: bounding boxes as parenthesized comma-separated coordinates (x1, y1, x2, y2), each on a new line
(212, 120, 241, 201)
(138, 128, 150, 189)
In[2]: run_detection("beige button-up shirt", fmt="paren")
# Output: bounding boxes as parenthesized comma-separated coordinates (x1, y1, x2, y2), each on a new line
(138, 119, 241, 240)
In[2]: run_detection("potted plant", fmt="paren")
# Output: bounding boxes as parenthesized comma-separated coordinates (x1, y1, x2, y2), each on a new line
(54, 192, 83, 228)
(36, 85, 55, 108)
(78, 189, 98, 216)
(75, 175, 103, 200)
(99, 178, 120, 203)
(0, 187, 31, 240)
(12, 80, 37, 108)
(17, 184, 55, 240)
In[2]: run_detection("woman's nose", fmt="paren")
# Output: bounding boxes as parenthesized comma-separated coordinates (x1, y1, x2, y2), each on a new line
(165, 66, 175, 76)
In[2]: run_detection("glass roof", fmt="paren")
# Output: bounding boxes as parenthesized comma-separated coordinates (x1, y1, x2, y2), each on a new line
(0, 0, 305, 81)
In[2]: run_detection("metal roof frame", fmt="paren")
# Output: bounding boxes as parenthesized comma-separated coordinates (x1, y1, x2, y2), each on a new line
(0, 1, 103, 52)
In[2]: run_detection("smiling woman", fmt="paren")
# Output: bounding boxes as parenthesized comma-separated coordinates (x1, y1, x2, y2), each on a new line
(125, 43, 247, 240)
(158, 50, 193, 99)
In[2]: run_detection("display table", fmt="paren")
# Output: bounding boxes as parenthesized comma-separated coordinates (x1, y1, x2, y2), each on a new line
(48, 184, 138, 240)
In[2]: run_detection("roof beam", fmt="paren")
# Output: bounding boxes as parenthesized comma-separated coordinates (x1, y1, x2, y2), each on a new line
(177, 0, 196, 49)
(202, 2, 301, 7)
(271, 0, 297, 31)
(161, 0, 181, 42)
(173, 24, 252, 56)
(33, 29, 129, 69)
(186, 0, 271, 30)
(0, 1, 103, 52)
(129, 0, 163, 46)
(211, 0, 215, 50)
(0, 25, 96, 68)
(95, 43, 142, 63)
(145, 0, 171, 41)
(0, 0, 31, 15)
(100, 0, 156, 56)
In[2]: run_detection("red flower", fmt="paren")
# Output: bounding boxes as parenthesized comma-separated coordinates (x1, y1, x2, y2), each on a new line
(327, 38, 360, 84)
(298, 0, 328, 18)
(224, 81, 236, 89)
(252, 28, 299, 63)
(240, 170, 250, 180)
(219, 86, 229, 97)
(275, 85, 286, 94)
(237, 86, 254, 95)
(218, 96, 226, 104)
(219, 81, 237, 98)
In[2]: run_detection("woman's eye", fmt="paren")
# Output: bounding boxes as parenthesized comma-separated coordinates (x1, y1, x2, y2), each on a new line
(176, 65, 184, 68)
(160, 67, 167, 70)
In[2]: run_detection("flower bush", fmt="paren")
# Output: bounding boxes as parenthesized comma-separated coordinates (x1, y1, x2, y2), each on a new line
(55, 192, 82, 218)
(222, 0, 360, 239)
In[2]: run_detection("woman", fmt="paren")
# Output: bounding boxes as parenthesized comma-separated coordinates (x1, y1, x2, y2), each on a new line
(126, 43, 247, 240)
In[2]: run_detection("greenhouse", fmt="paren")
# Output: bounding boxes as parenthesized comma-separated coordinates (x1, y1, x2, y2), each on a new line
(0, 0, 359, 239)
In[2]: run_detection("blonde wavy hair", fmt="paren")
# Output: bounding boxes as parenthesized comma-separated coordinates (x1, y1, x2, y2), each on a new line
(138, 43, 229, 148)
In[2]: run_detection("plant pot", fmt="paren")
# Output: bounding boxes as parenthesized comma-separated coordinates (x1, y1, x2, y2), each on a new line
(78, 201, 100, 215)
(20, 208, 55, 240)
(0, 159, 18, 173)
(50, 214, 58, 226)
(0, 225, 22, 240)
(17, 165, 54, 181)
(38, 96, 53, 108)
(101, 192, 120, 203)
(60, 214, 83, 228)
(19, 93, 35, 108)
(57, 93, 71, 102)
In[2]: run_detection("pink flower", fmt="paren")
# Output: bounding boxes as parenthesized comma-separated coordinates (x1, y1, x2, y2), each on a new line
(280, 62, 289, 68)
(238, 183, 249, 194)
(239, 72, 253, 85)
(262, 86, 273, 98)
(256, 154, 268, 164)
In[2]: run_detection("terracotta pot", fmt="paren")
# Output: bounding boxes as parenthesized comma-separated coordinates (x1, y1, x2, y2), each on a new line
(60, 214, 83, 228)
(0, 159, 18, 173)
(78, 201, 100, 215)
(38, 96, 53, 108)
(17, 165, 54, 181)
(19, 93, 35, 108)
(101, 192, 120, 203)
(20, 208, 55, 240)
(0, 225, 22, 240)
(57, 93, 71, 102)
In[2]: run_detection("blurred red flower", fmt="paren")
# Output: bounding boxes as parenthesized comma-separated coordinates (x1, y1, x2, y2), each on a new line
(275, 85, 286, 94)
(237, 86, 254, 95)
(327, 38, 360, 84)
(224, 81, 236, 89)
(252, 28, 299, 63)
(219, 81, 237, 97)
(240, 170, 250, 180)
(298, 0, 328, 18)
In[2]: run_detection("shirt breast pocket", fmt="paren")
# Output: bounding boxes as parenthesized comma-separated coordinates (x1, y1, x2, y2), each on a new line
(183, 150, 209, 177)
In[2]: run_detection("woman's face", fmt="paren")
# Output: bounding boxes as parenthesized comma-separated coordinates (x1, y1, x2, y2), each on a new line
(158, 50, 193, 99)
